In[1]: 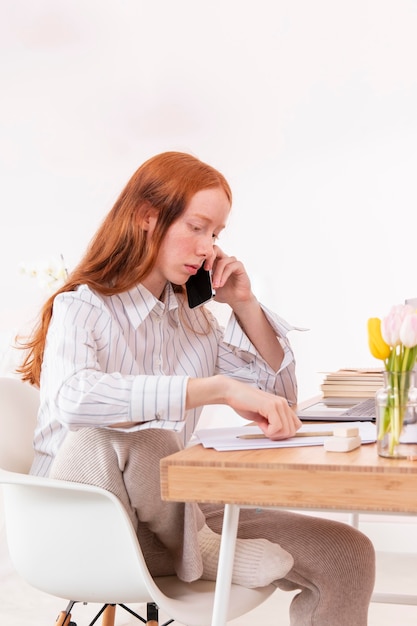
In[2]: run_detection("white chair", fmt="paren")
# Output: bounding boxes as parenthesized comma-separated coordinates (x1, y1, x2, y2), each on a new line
(0, 376, 276, 626)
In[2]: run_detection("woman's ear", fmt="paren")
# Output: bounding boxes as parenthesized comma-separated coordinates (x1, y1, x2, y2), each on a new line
(139, 206, 158, 233)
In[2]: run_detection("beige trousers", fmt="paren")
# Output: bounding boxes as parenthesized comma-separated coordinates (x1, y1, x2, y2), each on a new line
(50, 428, 375, 626)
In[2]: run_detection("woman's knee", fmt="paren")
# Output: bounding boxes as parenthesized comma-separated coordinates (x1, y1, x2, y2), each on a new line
(128, 429, 184, 463)
(50, 428, 120, 481)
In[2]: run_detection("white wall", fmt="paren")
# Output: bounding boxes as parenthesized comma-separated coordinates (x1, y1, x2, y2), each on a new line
(1, 0, 417, 400)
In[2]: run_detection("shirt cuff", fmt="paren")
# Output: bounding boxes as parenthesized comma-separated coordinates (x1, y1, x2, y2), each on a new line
(131, 375, 188, 423)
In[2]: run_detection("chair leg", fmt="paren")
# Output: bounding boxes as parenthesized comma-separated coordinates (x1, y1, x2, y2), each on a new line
(146, 602, 159, 626)
(54, 601, 76, 626)
(101, 605, 116, 626)
(54, 612, 72, 626)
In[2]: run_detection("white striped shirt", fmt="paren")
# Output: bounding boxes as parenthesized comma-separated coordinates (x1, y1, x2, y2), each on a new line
(31, 282, 298, 477)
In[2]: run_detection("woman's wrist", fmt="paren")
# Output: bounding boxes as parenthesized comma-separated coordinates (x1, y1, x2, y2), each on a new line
(229, 293, 258, 318)
(186, 374, 230, 410)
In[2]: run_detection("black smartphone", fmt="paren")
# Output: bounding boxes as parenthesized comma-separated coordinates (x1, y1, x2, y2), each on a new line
(186, 265, 216, 309)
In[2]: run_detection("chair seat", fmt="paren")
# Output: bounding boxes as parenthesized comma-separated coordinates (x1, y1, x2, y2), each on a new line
(0, 377, 276, 626)
(155, 576, 275, 626)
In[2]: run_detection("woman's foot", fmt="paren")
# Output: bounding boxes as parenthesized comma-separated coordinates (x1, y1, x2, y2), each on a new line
(198, 524, 294, 588)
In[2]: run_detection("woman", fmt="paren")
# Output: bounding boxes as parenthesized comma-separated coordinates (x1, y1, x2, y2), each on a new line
(18, 151, 375, 625)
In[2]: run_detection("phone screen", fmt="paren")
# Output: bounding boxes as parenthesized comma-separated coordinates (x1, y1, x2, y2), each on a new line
(186, 266, 215, 309)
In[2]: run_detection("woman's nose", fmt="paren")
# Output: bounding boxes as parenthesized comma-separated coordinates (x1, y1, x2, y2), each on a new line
(197, 235, 214, 258)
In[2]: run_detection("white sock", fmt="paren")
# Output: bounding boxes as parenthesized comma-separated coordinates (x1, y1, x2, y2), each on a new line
(198, 524, 294, 588)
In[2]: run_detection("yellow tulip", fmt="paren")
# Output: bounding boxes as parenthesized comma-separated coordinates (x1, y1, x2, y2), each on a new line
(367, 317, 391, 361)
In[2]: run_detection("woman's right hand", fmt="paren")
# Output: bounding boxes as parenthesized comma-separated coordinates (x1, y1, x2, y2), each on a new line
(186, 375, 302, 440)
(222, 377, 302, 440)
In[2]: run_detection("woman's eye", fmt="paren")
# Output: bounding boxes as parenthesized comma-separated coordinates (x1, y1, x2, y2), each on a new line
(189, 223, 202, 232)
(188, 223, 219, 240)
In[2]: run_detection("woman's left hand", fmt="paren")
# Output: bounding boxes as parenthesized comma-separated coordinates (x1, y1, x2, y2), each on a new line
(208, 246, 253, 307)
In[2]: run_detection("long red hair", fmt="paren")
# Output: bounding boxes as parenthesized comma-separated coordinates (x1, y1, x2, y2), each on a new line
(17, 152, 232, 386)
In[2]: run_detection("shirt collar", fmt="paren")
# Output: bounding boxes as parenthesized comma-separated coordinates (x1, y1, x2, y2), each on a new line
(114, 283, 180, 329)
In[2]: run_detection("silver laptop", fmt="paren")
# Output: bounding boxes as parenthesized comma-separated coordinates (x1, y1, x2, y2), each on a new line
(298, 397, 376, 422)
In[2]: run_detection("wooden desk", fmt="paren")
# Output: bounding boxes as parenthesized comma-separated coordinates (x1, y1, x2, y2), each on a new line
(161, 441, 417, 626)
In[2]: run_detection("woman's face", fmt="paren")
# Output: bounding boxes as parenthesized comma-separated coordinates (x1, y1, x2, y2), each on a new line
(142, 187, 231, 298)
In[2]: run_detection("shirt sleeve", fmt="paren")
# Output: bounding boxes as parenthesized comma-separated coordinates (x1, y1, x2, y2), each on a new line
(130, 374, 188, 424)
(217, 303, 299, 406)
(41, 291, 188, 430)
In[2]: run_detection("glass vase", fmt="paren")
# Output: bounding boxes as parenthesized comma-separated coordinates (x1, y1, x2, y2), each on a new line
(376, 370, 417, 458)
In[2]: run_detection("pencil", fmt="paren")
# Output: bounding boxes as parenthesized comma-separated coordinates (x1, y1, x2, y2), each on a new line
(237, 431, 334, 440)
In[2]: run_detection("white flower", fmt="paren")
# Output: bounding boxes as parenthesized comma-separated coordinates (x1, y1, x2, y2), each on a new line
(19, 254, 68, 295)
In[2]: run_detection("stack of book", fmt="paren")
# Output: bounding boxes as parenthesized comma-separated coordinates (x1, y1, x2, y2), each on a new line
(320, 368, 384, 401)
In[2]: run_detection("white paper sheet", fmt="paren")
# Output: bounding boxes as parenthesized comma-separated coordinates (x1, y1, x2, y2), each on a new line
(193, 422, 377, 451)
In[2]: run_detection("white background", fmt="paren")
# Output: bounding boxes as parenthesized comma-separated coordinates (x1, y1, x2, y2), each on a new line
(1, 0, 417, 400)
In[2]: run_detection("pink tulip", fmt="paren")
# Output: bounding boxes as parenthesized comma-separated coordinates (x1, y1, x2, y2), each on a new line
(381, 306, 407, 346)
(399, 313, 417, 348)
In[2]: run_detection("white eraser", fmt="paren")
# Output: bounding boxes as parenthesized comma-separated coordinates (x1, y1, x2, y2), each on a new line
(324, 435, 362, 452)
(332, 426, 359, 438)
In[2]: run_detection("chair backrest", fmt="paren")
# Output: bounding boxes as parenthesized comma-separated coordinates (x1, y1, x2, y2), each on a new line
(0, 377, 39, 473)
(0, 376, 157, 603)
(0, 468, 159, 604)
